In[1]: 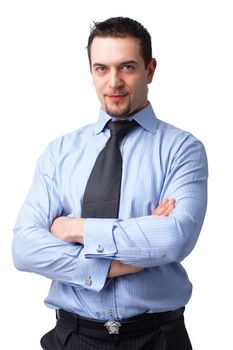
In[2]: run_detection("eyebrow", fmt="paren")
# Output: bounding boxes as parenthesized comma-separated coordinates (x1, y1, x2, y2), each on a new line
(119, 60, 138, 67)
(92, 60, 138, 68)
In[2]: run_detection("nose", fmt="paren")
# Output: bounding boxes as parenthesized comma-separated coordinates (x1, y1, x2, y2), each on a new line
(108, 70, 124, 90)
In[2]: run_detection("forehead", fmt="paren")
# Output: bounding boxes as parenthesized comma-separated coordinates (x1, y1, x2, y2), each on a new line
(90, 36, 142, 65)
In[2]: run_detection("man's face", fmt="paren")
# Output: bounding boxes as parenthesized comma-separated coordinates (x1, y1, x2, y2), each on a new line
(90, 36, 156, 119)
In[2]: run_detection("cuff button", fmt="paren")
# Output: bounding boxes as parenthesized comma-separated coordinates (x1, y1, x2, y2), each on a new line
(84, 277, 92, 286)
(97, 245, 104, 253)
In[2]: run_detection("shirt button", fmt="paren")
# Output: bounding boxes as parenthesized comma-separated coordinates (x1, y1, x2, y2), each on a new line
(97, 245, 104, 253)
(84, 277, 92, 286)
(108, 309, 113, 316)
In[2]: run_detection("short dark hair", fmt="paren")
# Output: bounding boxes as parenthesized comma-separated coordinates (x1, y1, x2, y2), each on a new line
(87, 17, 152, 68)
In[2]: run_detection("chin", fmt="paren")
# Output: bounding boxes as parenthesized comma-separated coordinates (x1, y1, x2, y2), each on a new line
(105, 105, 131, 119)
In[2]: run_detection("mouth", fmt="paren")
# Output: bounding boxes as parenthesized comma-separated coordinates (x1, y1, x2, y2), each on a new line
(105, 94, 128, 102)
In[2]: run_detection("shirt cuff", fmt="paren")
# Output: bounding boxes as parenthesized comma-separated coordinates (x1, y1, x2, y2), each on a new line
(84, 218, 117, 258)
(73, 248, 111, 292)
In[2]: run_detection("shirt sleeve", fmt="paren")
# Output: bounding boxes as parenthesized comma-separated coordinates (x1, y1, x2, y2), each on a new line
(12, 142, 111, 292)
(84, 137, 208, 267)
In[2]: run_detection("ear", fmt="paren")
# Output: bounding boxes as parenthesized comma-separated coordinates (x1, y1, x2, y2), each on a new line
(147, 58, 157, 84)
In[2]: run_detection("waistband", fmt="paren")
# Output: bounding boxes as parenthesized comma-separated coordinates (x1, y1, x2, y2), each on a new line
(56, 307, 185, 335)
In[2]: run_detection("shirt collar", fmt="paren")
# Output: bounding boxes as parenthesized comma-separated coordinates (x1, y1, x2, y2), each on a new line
(94, 102, 158, 135)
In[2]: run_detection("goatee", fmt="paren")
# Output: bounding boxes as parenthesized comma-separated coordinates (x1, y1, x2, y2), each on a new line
(105, 103, 131, 120)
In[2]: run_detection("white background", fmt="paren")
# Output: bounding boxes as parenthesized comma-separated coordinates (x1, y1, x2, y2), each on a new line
(0, 0, 232, 349)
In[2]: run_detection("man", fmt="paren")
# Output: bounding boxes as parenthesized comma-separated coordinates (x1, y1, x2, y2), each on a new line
(13, 17, 208, 349)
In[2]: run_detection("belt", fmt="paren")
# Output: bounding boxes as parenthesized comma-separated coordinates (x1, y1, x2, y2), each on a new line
(56, 307, 184, 335)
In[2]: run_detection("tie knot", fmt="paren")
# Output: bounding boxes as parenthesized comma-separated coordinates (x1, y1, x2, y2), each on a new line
(107, 120, 138, 141)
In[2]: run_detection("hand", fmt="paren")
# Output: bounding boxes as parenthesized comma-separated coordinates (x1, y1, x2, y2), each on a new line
(152, 198, 175, 216)
(50, 216, 85, 244)
(108, 260, 143, 278)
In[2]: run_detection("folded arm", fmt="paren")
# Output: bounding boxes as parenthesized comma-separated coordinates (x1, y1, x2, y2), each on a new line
(51, 139, 208, 268)
(83, 139, 208, 267)
(12, 143, 173, 291)
(50, 199, 175, 277)
(12, 144, 111, 292)
(12, 136, 208, 289)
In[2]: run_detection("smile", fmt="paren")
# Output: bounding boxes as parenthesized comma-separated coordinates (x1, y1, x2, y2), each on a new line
(106, 94, 128, 101)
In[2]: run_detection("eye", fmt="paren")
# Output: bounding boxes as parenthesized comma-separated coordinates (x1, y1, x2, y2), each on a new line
(94, 66, 106, 73)
(121, 64, 135, 72)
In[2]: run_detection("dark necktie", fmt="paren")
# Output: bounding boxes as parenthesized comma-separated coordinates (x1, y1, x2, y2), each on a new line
(82, 120, 138, 218)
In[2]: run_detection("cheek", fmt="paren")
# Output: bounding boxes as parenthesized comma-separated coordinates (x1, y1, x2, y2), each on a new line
(132, 80, 147, 98)
(93, 80, 104, 97)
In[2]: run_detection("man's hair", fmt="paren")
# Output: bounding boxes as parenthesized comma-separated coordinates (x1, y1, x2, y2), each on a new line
(87, 17, 152, 68)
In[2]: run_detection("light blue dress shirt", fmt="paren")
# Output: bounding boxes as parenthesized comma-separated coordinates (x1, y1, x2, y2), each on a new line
(13, 103, 208, 321)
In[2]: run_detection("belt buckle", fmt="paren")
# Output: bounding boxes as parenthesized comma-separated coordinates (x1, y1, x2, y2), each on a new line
(104, 320, 121, 334)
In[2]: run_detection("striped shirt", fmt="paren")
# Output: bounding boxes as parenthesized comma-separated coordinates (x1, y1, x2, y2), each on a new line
(13, 103, 208, 320)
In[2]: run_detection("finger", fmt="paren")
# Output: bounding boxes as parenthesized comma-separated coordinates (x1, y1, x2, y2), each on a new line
(162, 203, 176, 216)
(153, 206, 165, 215)
(160, 199, 175, 208)
(127, 265, 143, 273)
(160, 198, 169, 205)
(152, 199, 175, 216)
(153, 206, 170, 216)
(153, 204, 166, 215)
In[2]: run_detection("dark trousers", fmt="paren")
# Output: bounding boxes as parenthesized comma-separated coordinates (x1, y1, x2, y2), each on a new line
(40, 313, 192, 350)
